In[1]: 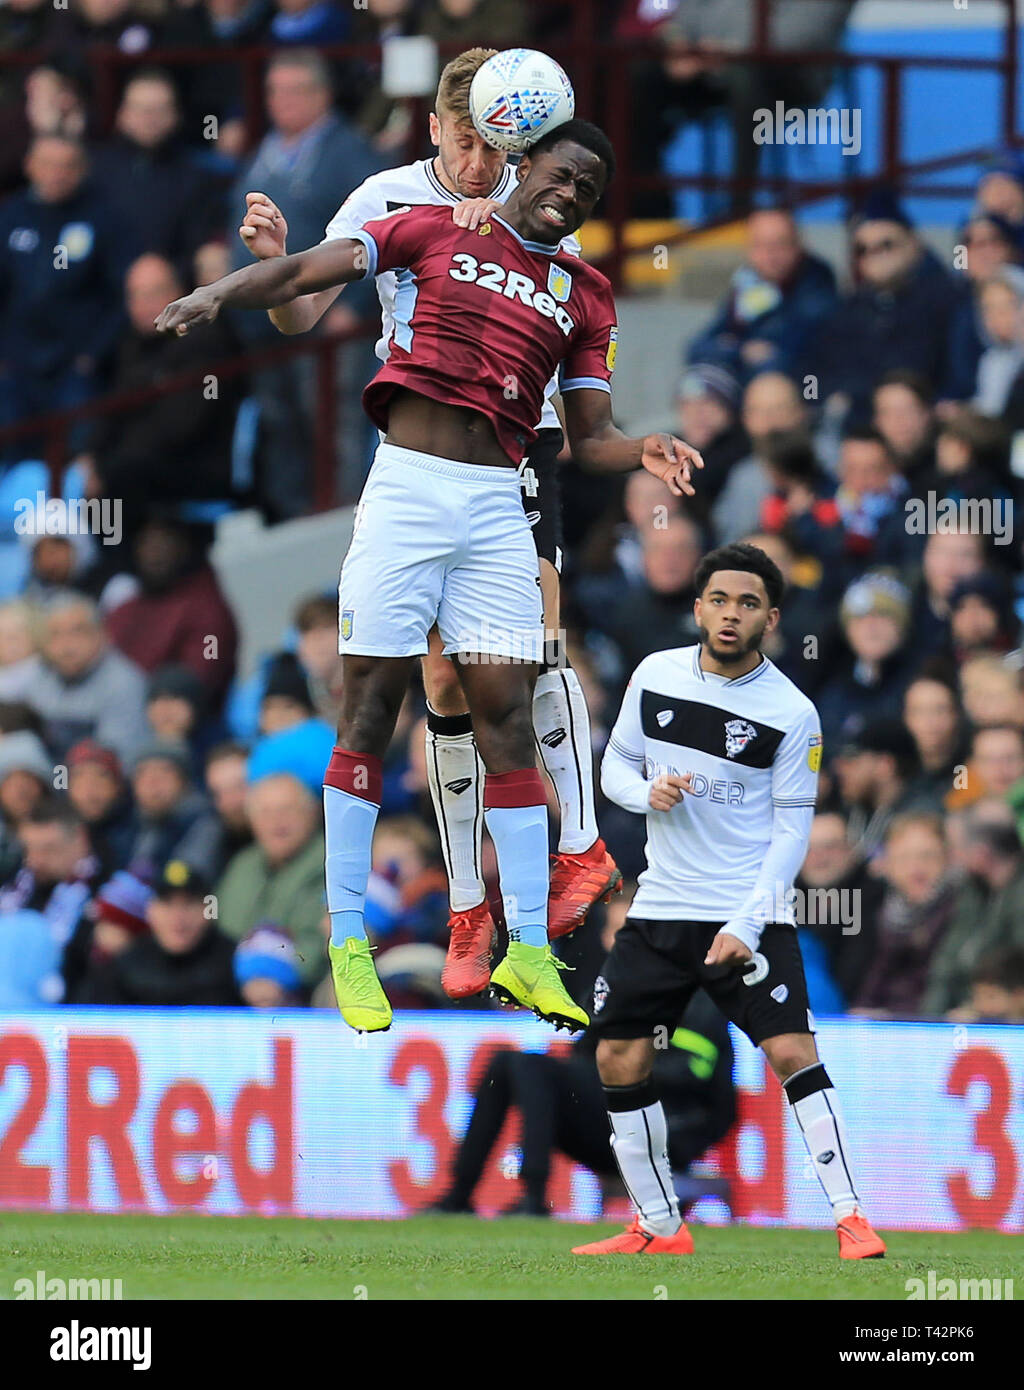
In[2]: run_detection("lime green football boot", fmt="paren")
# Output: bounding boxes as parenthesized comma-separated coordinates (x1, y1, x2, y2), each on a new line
(490, 942, 590, 1032)
(329, 939, 393, 1032)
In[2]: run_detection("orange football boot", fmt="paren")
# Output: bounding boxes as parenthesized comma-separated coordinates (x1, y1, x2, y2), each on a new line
(442, 902, 496, 999)
(837, 1211, 886, 1259)
(548, 837, 623, 940)
(572, 1217, 695, 1256)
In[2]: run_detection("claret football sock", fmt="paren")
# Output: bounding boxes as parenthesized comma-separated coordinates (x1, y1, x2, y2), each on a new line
(533, 666, 599, 855)
(482, 768, 549, 948)
(604, 1079, 682, 1237)
(424, 706, 487, 912)
(783, 1062, 860, 1221)
(323, 747, 382, 946)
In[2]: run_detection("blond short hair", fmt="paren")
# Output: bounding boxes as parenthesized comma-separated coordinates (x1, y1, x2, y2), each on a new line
(435, 47, 497, 124)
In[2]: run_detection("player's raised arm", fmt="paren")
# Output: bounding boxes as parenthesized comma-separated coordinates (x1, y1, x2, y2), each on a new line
(238, 191, 343, 335)
(562, 386, 704, 497)
(155, 238, 370, 337)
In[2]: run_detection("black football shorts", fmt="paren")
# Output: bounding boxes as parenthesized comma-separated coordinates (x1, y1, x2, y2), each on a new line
(590, 918, 815, 1048)
(519, 427, 564, 571)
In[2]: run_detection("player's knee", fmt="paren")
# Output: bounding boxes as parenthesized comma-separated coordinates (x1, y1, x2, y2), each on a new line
(425, 665, 466, 718)
(338, 660, 407, 754)
(762, 1033, 818, 1082)
(596, 1037, 650, 1088)
(469, 682, 535, 769)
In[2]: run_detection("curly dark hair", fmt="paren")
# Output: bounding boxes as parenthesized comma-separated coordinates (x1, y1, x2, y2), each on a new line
(693, 543, 785, 609)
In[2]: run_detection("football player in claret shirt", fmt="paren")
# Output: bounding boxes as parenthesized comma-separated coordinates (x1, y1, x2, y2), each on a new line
(575, 543, 886, 1261)
(238, 49, 625, 1005)
(157, 119, 704, 1036)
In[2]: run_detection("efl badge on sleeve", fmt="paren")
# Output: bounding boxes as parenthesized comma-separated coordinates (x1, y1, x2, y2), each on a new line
(606, 326, 619, 372)
(808, 733, 823, 772)
(340, 609, 354, 642)
(547, 263, 573, 303)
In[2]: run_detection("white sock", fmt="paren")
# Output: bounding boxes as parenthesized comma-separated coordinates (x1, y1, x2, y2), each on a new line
(605, 1082, 681, 1235)
(784, 1063, 860, 1221)
(533, 667, 598, 854)
(424, 708, 485, 913)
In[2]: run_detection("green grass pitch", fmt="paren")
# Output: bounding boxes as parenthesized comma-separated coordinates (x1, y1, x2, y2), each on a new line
(0, 1213, 1018, 1300)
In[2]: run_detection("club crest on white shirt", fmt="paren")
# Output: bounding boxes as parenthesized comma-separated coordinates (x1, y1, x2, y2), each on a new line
(724, 718, 758, 759)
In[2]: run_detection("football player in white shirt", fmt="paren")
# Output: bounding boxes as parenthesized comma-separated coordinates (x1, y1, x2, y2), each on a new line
(238, 48, 621, 1003)
(573, 543, 886, 1261)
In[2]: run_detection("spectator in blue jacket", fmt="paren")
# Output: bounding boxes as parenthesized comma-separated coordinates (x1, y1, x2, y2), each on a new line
(689, 208, 837, 383)
(0, 134, 130, 454)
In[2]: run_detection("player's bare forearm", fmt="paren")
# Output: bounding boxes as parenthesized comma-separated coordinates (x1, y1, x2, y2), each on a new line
(269, 286, 343, 335)
(155, 241, 368, 336)
(564, 388, 704, 497)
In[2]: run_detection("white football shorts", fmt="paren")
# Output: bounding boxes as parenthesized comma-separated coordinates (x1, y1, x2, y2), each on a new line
(337, 442, 544, 661)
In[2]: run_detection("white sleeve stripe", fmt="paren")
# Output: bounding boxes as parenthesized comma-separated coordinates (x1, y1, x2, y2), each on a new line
(609, 735, 643, 763)
(560, 377, 611, 394)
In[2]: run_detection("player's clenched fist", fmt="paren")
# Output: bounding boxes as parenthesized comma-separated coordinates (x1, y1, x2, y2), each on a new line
(155, 285, 220, 336)
(648, 772, 692, 811)
(239, 191, 289, 260)
(640, 433, 704, 497)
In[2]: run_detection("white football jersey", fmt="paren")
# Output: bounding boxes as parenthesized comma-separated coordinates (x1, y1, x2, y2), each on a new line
(322, 158, 580, 432)
(603, 645, 821, 923)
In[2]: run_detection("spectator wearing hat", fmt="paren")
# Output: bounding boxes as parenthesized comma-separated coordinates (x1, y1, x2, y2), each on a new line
(85, 858, 242, 1006)
(852, 813, 958, 1018)
(946, 573, 1019, 665)
(75, 867, 153, 1000)
(216, 772, 325, 990)
(0, 798, 102, 999)
(668, 363, 747, 512)
(688, 208, 837, 384)
(234, 922, 304, 1008)
(816, 573, 917, 750)
(127, 741, 222, 881)
(807, 189, 966, 423)
(66, 739, 136, 871)
(144, 663, 219, 777)
(29, 591, 149, 763)
(923, 807, 1024, 1015)
(246, 652, 335, 798)
(832, 717, 938, 863)
(0, 730, 53, 880)
(105, 516, 238, 710)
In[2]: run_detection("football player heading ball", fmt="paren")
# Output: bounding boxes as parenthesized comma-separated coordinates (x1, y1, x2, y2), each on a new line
(236, 51, 633, 1006)
(157, 101, 704, 1039)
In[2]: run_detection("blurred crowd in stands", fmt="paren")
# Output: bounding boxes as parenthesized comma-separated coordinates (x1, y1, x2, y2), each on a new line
(0, 0, 1023, 1028)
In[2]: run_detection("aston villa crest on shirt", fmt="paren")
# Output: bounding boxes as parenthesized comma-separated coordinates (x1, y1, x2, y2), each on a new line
(724, 718, 758, 759)
(340, 609, 354, 641)
(547, 263, 573, 303)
